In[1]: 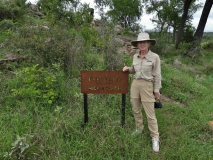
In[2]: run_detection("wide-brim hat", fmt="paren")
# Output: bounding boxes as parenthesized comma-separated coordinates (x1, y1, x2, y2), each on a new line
(131, 32, 156, 47)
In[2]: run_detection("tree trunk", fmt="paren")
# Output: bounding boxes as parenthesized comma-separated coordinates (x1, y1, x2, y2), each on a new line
(175, 0, 193, 49)
(172, 25, 176, 43)
(185, 0, 213, 58)
(193, 0, 213, 42)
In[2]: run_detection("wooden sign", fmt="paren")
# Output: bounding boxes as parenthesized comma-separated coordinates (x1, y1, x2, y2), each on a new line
(81, 71, 128, 94)
(81, 70, 128, 126)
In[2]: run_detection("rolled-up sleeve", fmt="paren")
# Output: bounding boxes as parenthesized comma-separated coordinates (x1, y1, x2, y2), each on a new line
(153, 55, 162, 93)
(128, 65, 135, 74)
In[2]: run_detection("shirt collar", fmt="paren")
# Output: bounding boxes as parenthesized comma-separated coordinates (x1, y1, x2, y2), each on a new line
(137, 50, 152, 59)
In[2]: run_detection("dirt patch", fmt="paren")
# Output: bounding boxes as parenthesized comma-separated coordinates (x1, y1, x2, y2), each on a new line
(160, 94, 185, 107)
(160, 94, 172, 102)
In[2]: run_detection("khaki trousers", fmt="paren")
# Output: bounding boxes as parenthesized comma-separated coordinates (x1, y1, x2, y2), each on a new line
(130, 79, 159, 138)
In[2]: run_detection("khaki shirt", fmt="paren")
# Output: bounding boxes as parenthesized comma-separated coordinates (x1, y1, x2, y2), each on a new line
(128, 50, 162, 93)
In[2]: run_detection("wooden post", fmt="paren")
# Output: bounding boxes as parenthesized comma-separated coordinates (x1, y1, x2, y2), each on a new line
(84, 94, 88, 124)
(121, 94, 126, 127)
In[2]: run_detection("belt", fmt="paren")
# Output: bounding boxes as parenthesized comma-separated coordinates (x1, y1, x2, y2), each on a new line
(134, 78, 153, 82)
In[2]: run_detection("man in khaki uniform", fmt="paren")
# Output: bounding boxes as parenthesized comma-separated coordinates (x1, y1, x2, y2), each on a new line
(123, 32, 162, 152)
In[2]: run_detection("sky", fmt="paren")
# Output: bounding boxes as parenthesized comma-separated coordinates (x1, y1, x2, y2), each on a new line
(27, 0, 213, 32)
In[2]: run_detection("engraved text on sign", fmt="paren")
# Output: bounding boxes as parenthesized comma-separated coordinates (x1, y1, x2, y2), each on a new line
(81, 71, 128, 94)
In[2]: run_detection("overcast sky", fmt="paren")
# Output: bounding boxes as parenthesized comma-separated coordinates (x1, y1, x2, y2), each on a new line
(27, 0, 213, 32)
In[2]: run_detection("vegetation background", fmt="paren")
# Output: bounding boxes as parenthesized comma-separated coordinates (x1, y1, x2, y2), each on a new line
(0, 0, 213, 159)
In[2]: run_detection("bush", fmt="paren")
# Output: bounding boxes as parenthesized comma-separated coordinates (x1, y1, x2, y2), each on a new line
(204, 64, 213, 75)
(201, 40, 213, 50)
(0, 0, 27, 22)
(10, 64, 63, 106)
(5, 24, 80, 71)
(183, 24, 195, 43)
(0, 19, 16, 31)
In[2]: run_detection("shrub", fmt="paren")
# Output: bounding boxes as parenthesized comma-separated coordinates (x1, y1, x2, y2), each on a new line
(5, 24, 80, 72)
(183, 24, 195, 43)
(0, 19, 16, 31)
(10, 64, 62, 106)
(0, 0, 27, 22)
(204, 64, 213, 75)
(201, 40, 213, 50)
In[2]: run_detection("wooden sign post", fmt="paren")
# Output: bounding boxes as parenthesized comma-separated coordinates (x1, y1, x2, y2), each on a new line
(81, 71, 129, 127)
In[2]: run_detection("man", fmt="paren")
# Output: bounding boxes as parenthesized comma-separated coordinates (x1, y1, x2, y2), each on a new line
(123, 32, 162, 152)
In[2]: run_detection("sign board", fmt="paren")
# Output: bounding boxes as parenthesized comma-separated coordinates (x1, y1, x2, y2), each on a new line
(81, 71, 128, 94)
(81, 70, 128, 127)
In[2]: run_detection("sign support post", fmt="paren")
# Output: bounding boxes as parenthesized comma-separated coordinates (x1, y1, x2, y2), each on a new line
(121, 94, 126, 127)
(83, 94, 88, 124)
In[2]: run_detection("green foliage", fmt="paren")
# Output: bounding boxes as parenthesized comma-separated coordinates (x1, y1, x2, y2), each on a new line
(201, 39, 213, 50)
(204, 64, 213, 75)
(37, 0, 72, 20)
(101, 36, 125, 70)
(0, 19, 16, 31)
(5, 23, 76, 69)
(106, 0, 143, 31)
(145, 0, 182, 33)
(73, 4, 94, 27)
(80, 26, 104, 48)
(37, 0, 93, 27)
(78, 53, 104, 70)
(148, 32, 177, 56)
(0, 0, 27, 22)
(0, 31, 8, 43)
(10, 64, 61, 106)
(144, 0, 201, 35)
(202, 32, 213, 42)
(122, 27, 138, 36)
(183, 24, 195, 43)
(71, 20, 124, 71)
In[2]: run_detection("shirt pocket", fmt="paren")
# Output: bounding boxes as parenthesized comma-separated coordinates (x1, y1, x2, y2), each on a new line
(133, 62, 141, 72)
(142, 61, 153, 73)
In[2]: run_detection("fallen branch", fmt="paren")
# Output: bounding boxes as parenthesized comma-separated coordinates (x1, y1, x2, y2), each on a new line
(0, 56, 27, 64)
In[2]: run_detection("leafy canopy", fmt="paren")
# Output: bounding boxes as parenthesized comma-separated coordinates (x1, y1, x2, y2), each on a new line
(95, 0, 143, 31)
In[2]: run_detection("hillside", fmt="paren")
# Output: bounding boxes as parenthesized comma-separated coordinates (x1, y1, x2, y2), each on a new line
(0, 3, 213, 160)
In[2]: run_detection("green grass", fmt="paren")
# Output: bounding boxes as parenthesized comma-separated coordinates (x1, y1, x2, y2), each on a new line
(1, 60, 213, 159)
(1, 95, 213, 159)
(1, 49, 213, 159)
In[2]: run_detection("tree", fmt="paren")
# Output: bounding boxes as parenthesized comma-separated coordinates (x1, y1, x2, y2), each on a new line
(176, 0, 194, 48)
(143, 0, 200, 43)
(37, 0, 76, 20)
(184, 0, 213, 58)
(144, 0, 184, 41)
(107, 0, 143, 31)
(193, 0, 213, 42)
(37, 0, 93, 26)
(175, 0, 201, 48)
(94, 0, 143, 31)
